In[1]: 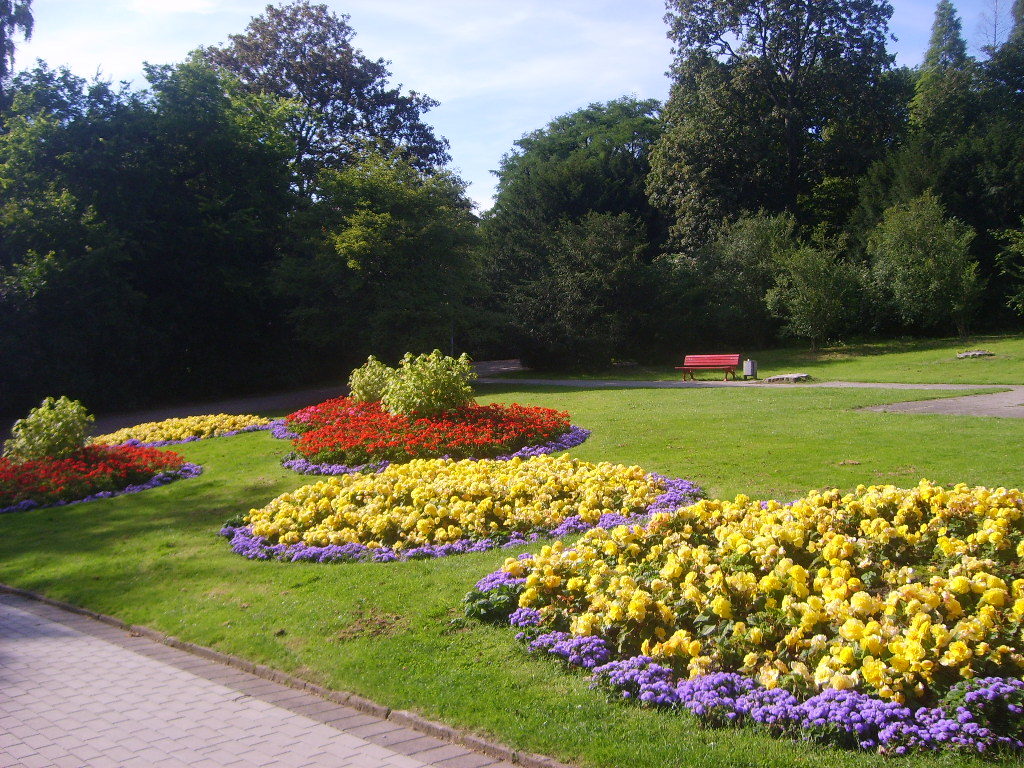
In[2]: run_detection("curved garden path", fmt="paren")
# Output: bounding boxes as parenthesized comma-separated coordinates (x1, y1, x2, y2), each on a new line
(476, 368, 1024, 419)
(0, 592, 519, 768)
(84, 360, 1024, 434)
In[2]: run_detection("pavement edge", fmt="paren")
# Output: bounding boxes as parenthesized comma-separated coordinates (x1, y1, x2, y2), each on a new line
(0, 582, 575, 768)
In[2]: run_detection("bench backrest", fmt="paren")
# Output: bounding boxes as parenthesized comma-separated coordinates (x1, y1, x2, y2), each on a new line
(683, 354, 741, 367)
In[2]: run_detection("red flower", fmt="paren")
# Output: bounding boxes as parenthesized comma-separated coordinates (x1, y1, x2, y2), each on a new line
(0, 445, 186, 507)
(285, 398, 570, 465)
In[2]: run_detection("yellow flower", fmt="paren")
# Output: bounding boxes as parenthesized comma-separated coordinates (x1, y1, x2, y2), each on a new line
(94, 413, 270, 444)
(710, 595, 733, 619)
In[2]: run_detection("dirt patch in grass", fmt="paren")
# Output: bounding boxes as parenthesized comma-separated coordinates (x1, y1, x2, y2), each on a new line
(336, 607, 407, 641)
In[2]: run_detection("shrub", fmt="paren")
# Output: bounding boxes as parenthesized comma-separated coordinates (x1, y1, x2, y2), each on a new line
(3, 396, 95, 462)
(381, 350, 475, 417)
(347, 356, 395, 403)
(867, 191, 981, 338)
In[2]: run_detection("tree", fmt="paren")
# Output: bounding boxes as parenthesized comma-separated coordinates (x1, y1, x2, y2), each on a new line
(910, 1, 978, 140)
(650, 0, 898, 248)
(276, 147, 478, 369)
(995, 219, 1024, 315)
(204, 1, 448, 188)
(484, 96, 663, 271)
(925, 0, 968, 69)
(0, 0, 31, 90)
(765, 233, 864, 349)
(0, 59, 301, 410)
(867, 191, 982, 337)
(688, 211, 798, 347)
(480, 98, 666, 363)
(979, 0, 1012, 52)
(510, 212, 653, 369)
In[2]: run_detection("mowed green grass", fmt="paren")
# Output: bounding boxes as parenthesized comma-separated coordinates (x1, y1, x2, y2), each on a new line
(502, 333, 1024, 384)
(2, 386, 1024, 768)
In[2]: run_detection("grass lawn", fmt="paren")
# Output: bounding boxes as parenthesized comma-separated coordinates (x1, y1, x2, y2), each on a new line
(500, 333, 1024, 385)
(2, 385, 1024, 768)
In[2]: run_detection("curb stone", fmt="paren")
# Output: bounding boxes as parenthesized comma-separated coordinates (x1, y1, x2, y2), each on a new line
(0, 582, 575, 768)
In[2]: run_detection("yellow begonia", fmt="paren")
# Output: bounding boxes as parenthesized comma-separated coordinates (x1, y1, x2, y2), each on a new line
(499, 479, 1024, 701)
(247, 454, 661, 551)
(94, 414, 270, 444)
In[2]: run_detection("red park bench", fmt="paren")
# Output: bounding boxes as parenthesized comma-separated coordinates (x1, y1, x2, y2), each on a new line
(676, 353, 742, 381)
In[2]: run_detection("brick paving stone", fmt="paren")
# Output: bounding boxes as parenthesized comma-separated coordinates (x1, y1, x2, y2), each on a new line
(388, 736, 452, 756)
(435, 753, 499, 768)
(410, 745, 475, 764)
(0, 594, 501, 768)
(369, 726, 433, 748)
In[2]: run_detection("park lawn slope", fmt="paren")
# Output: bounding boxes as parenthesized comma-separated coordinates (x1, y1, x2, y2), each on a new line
(500, 333, 1024, 385)
(1, 386, 1023, 768)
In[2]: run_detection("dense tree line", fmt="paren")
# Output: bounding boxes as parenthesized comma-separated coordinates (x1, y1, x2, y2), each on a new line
(5, 0, 1024, 412)
(0, 2, 477, 412)
(483, 0, 1024, 365)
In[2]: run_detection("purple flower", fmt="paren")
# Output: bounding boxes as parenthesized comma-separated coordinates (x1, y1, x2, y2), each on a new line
(509, 607, 542, 627)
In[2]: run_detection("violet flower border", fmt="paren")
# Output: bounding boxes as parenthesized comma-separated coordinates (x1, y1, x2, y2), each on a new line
(470, 582, 1024, 756)
(0, 462, 204, 515)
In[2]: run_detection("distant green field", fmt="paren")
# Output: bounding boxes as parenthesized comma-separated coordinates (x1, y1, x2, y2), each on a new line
(2, 385, 1022, 768)
(500, 333, 1024, 384)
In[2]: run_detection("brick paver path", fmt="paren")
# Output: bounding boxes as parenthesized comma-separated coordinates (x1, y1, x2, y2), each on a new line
(0, 594, 513, 768)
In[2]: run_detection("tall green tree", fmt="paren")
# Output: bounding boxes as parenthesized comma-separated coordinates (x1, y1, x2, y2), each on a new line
(765, 233, 864, 350)
(649, 0, 899, 249)
(0, 59, 301, 410)
(0, 0, 31, 89)
(480, 98, 667, 365)
(995, 218, 1024, 316)
(910, 0, 978, 140)
(687, 211, 798, 348)
(203, 1, 448, 189)
(276, 147, 478, 369)
(483, 97, 662, 289)
(509, 212, 656, 369)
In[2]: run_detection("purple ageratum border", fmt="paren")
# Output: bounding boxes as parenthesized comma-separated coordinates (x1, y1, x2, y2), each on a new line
(471, 594, 1024, 755)
(111, 422, 272, 448)
(272, 421, 593, 476)
(547, 644, 1024, 754)
(0, 462, 203, 515)
(269, 419, 299, 440)
(220, 472, 703, 564)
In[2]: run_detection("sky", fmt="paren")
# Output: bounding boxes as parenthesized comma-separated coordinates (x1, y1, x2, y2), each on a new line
(14, 0, 1007, 210)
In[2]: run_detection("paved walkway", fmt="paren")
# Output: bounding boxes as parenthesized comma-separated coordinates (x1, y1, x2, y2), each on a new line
(80, 362, 1024, 438)
(478, 377, 1024, 418)
(89, 361, 528, 436)
(0, 594, 515, 768)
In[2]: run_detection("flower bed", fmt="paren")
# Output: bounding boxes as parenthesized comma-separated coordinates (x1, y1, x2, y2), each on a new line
(282, 397, 576, 466)
(93, 414, 272, 446)
(465, 480, 1024, 755)
(0, 445, 201, 514)
(221, 455, 703, 563)
(277, 424, 592, 476)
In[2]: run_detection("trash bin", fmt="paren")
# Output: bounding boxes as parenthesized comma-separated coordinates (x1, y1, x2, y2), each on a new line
(743, 359, 758, 380)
